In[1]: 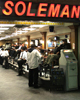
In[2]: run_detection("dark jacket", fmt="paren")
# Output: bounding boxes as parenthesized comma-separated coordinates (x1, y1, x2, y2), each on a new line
(28, 48, 34, 53)
(53, 43, 71, 55)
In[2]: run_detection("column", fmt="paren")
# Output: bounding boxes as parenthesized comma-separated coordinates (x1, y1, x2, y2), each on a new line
(69, 25, 78, 58)
(10, 39, 13, 46)
(26, 35, 30, 48)
(41, 32, 47, 49)
(17, 38, 20, 45)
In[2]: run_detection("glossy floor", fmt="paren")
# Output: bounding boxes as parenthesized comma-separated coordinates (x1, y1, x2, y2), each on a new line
(0, 66, 80, 100)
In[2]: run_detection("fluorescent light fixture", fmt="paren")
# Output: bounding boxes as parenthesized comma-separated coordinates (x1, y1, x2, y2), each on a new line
(30, 25, 47, 28)
(17, 31, 28, 33)
(0, 28, 9, 30)
(12, 33, 17, 35)
(10, 34, 14, 37)
(0, 37, 5, 40)
(5, 35, 11, 38)
(0, 24, 15, 27)
(23, 28, 35, 31)
(0, 31, 4, 32)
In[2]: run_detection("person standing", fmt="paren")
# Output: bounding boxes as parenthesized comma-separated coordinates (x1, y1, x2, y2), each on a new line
(27, 44, 41, 88)
(17, 47, 27, 76)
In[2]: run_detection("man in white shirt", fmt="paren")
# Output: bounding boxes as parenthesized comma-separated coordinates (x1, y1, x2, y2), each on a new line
(27, 44, 41, 88)
(1, 48, 9, 68)
(17, 47, 27, 76)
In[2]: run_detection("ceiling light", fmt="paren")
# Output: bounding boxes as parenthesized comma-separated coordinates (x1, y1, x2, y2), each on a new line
(5, 35, 11, 38)
(23, 28, 36, 31)
(30, 25, 47, 28)
(0, 24, 15, 27)
(0, 31, 4, 32)
(12, 33, 17, 35)
(0, 28, 9, 30)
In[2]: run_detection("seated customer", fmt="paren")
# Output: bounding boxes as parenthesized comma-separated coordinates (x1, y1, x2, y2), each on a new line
(17, 47, 27, 76)
(44, 39, 71, 66)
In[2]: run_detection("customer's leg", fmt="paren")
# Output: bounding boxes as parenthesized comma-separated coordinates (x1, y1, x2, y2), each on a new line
(44, 54, 51, 65)
(17, 60, 22, 75)
(17, 60, 26, 75)
(5, 57, 9, 69)
(20, 60, 26, 75)
(47, 54, 59, 66)
(29, 69, 33, 86)
(33, 68, 38, 88)
(1, 57, 4, 65)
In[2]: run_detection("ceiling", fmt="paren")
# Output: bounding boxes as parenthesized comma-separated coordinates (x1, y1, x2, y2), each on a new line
(0, 22, 73, 41)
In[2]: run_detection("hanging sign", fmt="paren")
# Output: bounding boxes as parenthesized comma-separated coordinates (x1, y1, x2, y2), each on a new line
(1, 1, 80, 19)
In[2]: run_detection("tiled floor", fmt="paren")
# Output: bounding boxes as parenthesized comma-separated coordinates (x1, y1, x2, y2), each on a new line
(0, 65, 80, 100)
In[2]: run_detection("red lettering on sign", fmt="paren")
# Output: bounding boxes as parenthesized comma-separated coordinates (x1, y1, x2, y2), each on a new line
(15, 1, 26, 16)
(60, 5, 69, 18)
(37, 3, 48, 17)
(48, 4, 61, 17)
(71, 6, 80, 18)
(26, 2, 35, 16)
(2, 1, 14, 15)
(2, 1, 80, 19)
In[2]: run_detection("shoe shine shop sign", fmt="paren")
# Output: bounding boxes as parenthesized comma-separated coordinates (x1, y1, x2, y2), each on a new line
(1, 0, 80, 21)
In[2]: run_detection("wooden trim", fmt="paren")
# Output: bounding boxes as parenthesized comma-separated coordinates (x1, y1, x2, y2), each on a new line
(47, 32, 71, 38)
(30, 37, 42, 40)
(27, 36, 30, 48)
(48, 47, 55, 49)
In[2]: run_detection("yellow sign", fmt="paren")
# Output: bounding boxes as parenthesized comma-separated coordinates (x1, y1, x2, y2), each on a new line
(0, 21, 64, 26)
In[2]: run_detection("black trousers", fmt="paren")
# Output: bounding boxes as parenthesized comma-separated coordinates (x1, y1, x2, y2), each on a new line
(29, 68, 38, 87)
(4, 57, 9, 69)
(17, 59, 26, 75)
(0, 56, 9, 69)
(0, 56, 3, 65)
